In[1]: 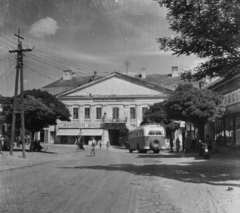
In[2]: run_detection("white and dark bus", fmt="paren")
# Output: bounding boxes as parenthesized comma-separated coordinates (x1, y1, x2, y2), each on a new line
(128, 124, 166, 154)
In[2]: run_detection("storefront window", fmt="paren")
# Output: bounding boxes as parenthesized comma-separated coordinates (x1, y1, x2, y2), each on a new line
(85, 108, 90, 119)
(235, 116, 240, 145)
(73, 107, 78, 119)
(130, 107, 136, 119)
(96, 107, 102, 119)
(215, 119, 224, 145)
(225, 116, 234, 145)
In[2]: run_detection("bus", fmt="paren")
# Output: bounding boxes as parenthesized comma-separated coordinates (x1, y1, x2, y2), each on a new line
(128, 124, 165, 153)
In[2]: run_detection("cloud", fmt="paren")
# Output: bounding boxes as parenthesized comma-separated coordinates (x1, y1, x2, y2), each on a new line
(28, 17, 59, 38)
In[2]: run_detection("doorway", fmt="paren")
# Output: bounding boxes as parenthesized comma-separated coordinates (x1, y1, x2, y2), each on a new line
(108, 130, 119, 145)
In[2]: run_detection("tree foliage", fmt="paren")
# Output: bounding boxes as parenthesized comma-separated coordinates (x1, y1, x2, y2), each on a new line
(165, 83, 225, 139)
(141, 101, 179, 136)
(3, 89, 71, 134)
(156, 0, 240, 80)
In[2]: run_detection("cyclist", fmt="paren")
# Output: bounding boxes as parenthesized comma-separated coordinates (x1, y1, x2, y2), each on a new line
(91, 137, 96, 156)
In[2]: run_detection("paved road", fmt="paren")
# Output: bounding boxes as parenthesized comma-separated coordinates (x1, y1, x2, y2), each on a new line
(0, 147, 239, 213)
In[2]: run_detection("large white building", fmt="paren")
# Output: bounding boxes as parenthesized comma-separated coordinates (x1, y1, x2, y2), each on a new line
(41, 71, 175, 145)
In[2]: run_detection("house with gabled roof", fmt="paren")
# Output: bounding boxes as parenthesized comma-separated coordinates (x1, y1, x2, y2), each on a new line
(41, 70, 174, 145)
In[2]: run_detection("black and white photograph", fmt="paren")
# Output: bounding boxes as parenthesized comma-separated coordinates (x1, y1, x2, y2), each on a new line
(0, 1, 240, 212)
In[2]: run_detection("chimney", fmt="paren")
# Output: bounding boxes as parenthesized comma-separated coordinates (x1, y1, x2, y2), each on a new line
(63, 70, 73, 80)
(171, 66, 179, 77)
(141, 68, 146, 79)
(94, 71, 97, 78)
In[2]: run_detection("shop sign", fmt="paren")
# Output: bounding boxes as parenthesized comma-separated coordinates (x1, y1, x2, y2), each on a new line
(93, 98, 135, 102)
(223, 88, 240, 106)
(58, 123, 102, 129)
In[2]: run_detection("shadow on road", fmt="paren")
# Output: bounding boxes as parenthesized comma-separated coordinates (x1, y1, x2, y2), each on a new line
(59, 153, 240, 188)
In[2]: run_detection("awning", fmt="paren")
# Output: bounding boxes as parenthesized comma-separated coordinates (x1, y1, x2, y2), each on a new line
(57, 129, 80, 136)
(80, 129, 103, 136)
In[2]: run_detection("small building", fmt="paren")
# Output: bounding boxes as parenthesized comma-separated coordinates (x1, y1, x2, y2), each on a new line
(42, 71, 173, 145)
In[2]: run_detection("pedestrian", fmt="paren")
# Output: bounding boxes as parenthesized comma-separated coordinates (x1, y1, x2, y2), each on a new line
(0, 135, 4, 154)
(170, 138, 174, 152)
(99, 141, 102, 149)
(176, 138, 180, 152)
(106, 141, 109, 150)
(91, 137, 96, 156)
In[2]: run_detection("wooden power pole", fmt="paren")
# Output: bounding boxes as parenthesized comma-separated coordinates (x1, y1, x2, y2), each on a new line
(9, 29, 32, 158)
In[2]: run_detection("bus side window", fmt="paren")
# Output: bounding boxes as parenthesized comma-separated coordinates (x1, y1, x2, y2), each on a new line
(156, 131, 162, 135)
(149, 131, 155, 135)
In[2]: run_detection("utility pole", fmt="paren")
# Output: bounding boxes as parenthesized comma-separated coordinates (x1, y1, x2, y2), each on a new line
(125, 60, 130, 75)
(9, 29, 32, 158)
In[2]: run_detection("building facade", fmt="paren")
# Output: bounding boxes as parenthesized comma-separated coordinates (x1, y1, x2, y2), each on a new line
(207, 73, 240, 146)
(42, 71, 173, 145)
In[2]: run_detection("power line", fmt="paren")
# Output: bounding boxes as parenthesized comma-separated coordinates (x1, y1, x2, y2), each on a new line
(0, 65, 15, 86)
(24, 64, 56, 81)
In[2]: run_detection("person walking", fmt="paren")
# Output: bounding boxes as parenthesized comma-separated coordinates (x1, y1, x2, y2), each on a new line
(91, 137, 96, 156)
(99, 141, 102, 149)
(0, 135, 4, 154)
(106, 141, 109, 150)
(176, 138, 180, 152)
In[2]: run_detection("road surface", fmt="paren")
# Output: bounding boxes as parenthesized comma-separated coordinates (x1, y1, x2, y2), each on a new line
(0, 146, 239, 213)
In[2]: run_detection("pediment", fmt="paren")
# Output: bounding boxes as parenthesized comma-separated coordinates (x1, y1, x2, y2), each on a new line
(60, 76, 164, 97)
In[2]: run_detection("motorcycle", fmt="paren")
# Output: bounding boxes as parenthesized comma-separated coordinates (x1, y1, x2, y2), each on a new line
(201, 143, 211, 159)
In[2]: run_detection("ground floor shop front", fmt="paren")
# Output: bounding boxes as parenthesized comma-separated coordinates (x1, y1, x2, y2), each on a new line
(44, 122, 126, 146)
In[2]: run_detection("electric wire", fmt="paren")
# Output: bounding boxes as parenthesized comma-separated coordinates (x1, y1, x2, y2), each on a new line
(0, 65, 15, 86)
(24, 65, 56, 81)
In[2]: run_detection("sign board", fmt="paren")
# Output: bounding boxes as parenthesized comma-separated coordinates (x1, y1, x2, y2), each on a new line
(223, 88, 240, 107)
(58, 123, 102, 129)
(93, 98, 135, 102)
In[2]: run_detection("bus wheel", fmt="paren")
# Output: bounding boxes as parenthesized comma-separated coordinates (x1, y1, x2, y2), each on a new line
(129, 149, 133, 153)
(153, 150, 160, 154)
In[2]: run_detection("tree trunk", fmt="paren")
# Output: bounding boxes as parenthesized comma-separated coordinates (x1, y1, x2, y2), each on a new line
(197, 124, 205, 142)
(29, 131, 35, 152)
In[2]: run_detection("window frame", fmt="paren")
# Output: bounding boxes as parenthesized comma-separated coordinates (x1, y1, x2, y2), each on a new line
(130, 107, 136, 119)
(84, 107, 90, 119)
(112, 107, 119, 119)
(73, 107, 79, 119)
(96, 107, 102, 119)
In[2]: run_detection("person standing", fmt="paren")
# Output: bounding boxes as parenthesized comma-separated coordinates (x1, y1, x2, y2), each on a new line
(106, 141, 109, 150)
(176, 138, 180, 152)
(0, 135, 4, 154)
(99, 141, 102, 149)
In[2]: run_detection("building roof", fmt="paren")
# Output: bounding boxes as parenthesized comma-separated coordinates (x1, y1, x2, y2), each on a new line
(56, 72, 174, 98)
(42, 72, 190, 96)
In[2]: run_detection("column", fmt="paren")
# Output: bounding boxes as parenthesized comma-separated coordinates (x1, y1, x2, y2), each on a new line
(124, 105, 130, 124)
(136, 105, 142, 127)
(79, 105, 84, 123)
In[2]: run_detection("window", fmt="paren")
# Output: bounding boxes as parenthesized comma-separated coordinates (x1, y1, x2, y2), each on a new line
(142, 107, 148, 118)
(84, 107, 90, 119)
(96, 107, 102, 119)
(73, 107, 78, 119)
(149, 131, 155, 135)
(113, 107, 119, 119)
(130, 107, 136, 119)
(156, 131, 162, 135)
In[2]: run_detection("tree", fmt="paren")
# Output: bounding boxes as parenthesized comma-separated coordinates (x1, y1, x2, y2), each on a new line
(165, 83, 224, 140)
(141, 101, 179, 152)
(3, 90, 71, 150)
(156, 0, 240, 80)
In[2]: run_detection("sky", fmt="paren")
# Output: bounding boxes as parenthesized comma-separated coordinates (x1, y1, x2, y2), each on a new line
(0, 0, 203, 97)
